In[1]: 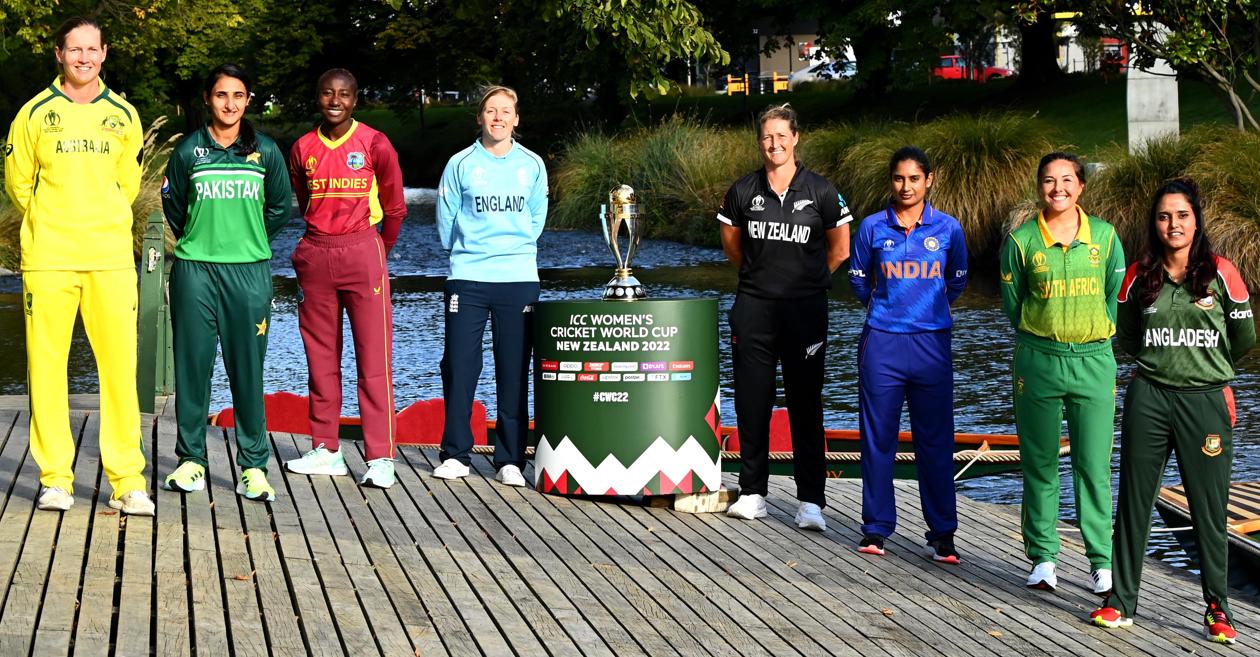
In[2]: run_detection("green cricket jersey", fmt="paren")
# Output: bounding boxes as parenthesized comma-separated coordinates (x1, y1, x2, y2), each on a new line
(1116, 257, 1256, 389)
(161, 125, 292, 263)
(1000, 208, 1126, 344)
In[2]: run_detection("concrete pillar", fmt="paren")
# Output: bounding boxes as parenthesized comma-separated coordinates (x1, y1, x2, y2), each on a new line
(1127, 29, 1179, 153)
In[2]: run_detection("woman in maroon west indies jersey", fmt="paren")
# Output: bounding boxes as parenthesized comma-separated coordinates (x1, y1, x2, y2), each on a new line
(1090, 178, 1254, 644)
(283, 69, 407, 489)
(718, 103, 852, 529)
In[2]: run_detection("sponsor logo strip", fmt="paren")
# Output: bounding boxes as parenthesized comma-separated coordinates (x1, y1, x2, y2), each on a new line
(585, 362, 610, 372)
(560, 361, 582, 372)
(611, 362, 638, 372)
(557, 373, 576, 382)
(641, 361, 667, 372)
(669, 361, 694, 371)
(540, 360, 559, 371)
(671, 372, 693, 381)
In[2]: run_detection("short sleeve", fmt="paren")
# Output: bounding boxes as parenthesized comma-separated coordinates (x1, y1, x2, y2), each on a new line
(717, 183, 741, 228)
(819, 183, 853, 230)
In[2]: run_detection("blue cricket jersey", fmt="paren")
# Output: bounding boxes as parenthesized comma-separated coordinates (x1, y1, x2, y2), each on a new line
(848, 202, 968, 332)
(437, 139, 548, 282)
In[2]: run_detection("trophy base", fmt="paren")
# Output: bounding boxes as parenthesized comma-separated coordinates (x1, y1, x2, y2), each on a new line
(603, 273, 647, 301)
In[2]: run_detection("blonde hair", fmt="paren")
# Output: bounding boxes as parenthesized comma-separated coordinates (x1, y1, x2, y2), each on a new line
(477, 85, 519, 114)
(757, 102, 799, 135)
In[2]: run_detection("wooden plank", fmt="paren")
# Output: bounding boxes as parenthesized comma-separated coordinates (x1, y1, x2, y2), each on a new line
(0, 411, 38, 614)
(202, 425, 269, 657)
(392, 448, 584, 657)
(114, 410, 158, 657)
(322, 442, 450, 656)
(153, 403, 192, 657)
(440, 451, 651, 657)
(65, 412, 122, 657)
(266, 434, 380, 656)
(0, 413, 87, 655)
(260, 433, 347, 657)
(479, 457, 739, 657)
(273, 434, 414, 656)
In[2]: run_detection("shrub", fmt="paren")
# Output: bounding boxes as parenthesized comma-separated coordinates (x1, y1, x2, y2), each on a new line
(1189, 130, 1260, 288)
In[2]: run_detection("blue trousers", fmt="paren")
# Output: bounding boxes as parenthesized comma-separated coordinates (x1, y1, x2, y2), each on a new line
(439, 280, 539, 468)
(858, 327, 958, 541)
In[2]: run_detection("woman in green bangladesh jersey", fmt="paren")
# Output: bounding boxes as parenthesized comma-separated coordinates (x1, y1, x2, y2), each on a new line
(1090, 178, 1253, 645)
(160, 64, 292, 502)
(999, 152, 1124, 594)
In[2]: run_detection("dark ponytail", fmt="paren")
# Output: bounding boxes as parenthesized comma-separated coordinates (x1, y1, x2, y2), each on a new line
(203, 63, 257, 156)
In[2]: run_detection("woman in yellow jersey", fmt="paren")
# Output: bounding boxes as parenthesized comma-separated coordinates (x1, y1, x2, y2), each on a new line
(3, 17, 153, 516)
(999, 152, 1124, 593)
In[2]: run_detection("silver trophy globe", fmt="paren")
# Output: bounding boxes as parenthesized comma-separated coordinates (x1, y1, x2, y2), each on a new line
(600, 185, 648, 301)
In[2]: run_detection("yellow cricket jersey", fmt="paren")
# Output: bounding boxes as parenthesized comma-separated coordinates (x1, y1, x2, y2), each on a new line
(4, 77, 142, 271)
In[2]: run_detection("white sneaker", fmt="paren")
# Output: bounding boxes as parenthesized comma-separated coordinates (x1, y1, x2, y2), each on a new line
(360, 458, 396, 489)
(495, 464, 526, 487)
(726, 493, 768, 519)
(1090, 568, 1113, 595)
(795, 501, 827, 531)
(37, 486, 73, 511)
(1026, 561, 1058, 591)
(285, 444, 349, 476)
(432, 458, 470, 479)
(108, 489, 155, 516)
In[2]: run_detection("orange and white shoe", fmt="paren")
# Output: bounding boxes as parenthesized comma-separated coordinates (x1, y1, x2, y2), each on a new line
(1204, 601, 1238, 645)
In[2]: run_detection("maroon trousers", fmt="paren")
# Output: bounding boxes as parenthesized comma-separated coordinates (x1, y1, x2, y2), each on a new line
(293, 229, 397, 461)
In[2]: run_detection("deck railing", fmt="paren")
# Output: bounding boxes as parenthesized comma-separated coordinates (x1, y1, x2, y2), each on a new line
(137, 210, 174, 412)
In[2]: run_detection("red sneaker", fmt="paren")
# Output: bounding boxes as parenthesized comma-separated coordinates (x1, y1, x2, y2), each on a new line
(1089, 606, 1132, 629)
(857, 534, 885, 556)
(1204, 602, 1237, 644)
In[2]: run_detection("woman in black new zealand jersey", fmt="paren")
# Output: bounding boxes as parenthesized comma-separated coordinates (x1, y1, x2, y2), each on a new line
(717, 103, 851, 529)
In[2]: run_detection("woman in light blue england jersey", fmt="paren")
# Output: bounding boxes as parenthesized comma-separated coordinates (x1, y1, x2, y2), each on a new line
(432, 85, 548, 486)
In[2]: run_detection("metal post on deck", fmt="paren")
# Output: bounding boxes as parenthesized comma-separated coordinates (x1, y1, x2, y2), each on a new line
(137, 210, 174, 413)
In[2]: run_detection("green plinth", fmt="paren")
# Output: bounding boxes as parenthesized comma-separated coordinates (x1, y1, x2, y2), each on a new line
(533, 298, 721, 496)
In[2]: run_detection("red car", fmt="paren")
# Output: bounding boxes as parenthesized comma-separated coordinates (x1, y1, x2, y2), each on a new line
(933, 55, 1012, 82)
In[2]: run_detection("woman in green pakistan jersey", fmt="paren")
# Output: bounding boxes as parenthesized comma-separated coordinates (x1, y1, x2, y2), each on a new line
(1090, 178, 1253, 645)
(160, 64, 293, 502)
(999, 151, 1124, 594)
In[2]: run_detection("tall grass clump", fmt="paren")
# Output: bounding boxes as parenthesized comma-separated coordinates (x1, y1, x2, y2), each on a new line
(550, 115, 756, 246)
(1189, 130, 1260, 288)
(1083, 125, 1229, 259)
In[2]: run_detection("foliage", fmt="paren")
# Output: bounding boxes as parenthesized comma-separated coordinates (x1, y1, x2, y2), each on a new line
(551, 112, 1058, 262)
(1187, 131, 1260, 287)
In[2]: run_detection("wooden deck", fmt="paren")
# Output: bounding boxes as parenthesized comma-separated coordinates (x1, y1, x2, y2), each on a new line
(0, 399, 1255, 656)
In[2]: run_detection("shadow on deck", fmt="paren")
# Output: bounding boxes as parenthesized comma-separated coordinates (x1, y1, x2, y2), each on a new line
(0, 399, 1254, 656)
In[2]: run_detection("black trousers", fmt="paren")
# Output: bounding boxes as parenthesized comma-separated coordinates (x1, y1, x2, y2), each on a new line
(730, 291, 828, 506)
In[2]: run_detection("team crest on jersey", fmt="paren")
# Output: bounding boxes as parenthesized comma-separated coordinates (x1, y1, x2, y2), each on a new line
(193, 146, 210, 163)
(42, 110, 62, 133)
(3, 143, 11, 158)
(100, 114, 126, 136)
(881, 239, 895, 251)
(792, 199, 814, 213)
(471, 166, 486, 184)
(305, 155, 318, 177)
(1016, 377, 1024, 396)
(346, 151, 366, 170)
(1031, 251, 1049, 273)
(1196, 295, 1216, 309)
(246, 152, 261, 164)
(1202, 433, 1223, 457)
(517, 167, 530, 188)
(923, 236, 940, 252)
(749, 195, 765, 212)
(1088, 245, 1101, 266)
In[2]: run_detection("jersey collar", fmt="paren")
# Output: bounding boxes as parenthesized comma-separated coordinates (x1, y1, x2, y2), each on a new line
(475, 137, 517, 159)
(317, 119, 359, 149)
(200, 123, 245, 151)
(1036, 205, 1091, 247)
(759, 162, 806, 195)
(49, 76, 111, 104)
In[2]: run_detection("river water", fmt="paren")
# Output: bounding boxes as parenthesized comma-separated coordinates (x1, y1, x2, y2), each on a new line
(2, 190, 1258, 580)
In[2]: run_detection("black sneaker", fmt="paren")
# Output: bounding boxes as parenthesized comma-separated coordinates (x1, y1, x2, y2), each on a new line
(857, 534, 885, 556)
(928, 534, 961, 565)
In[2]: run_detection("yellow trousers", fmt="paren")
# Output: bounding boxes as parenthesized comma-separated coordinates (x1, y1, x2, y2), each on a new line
(23, 270, 147, 497)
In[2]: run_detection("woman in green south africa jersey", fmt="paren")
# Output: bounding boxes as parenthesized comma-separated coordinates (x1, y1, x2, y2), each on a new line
(999, 152, 1124, 595)
(1090, 178, 1253, 645)
(160, 64, 292, 503)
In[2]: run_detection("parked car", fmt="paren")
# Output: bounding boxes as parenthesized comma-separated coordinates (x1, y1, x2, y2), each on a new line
(932, 55, 1011, 82)
(788, 59, 857, 89)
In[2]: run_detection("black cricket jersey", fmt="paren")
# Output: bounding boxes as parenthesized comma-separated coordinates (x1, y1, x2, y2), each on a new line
(717, 164, 852, 298)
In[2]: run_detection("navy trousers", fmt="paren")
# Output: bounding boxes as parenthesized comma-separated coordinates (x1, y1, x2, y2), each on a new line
(858, 326, 958, 541)
(439, 280, 539, 468)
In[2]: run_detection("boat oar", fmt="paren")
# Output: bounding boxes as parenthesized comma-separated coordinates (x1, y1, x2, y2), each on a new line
(953, 441, 990, 481)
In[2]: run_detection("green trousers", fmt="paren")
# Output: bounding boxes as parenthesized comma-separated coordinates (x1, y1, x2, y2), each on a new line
(170, 259, 273, 471)
(1013, 335, 1115, 568)
(1112, 376, 1233, 617)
